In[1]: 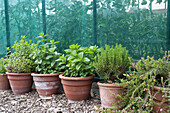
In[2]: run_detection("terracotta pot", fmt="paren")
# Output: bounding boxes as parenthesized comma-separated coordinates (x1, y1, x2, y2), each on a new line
(59, 74, 94, 102)
(0, 74, 10, 91)
(31, 73, 60, 96)
(98, 82, 125, 108)
(153, 86, 170, 113)
(6, 72, 33, 95)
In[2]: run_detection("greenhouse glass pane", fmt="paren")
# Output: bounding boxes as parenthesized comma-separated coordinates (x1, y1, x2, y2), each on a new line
(0, 0, 6, 57)
(97, 0, 167, 59)
(0, 0, 168, 59)
(8, 0, 43, 46)
(46, 0, 93, 53)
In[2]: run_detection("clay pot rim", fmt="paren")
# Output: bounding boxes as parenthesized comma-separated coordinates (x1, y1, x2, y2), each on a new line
(6, 72, 32, 76)
(59, 74, 94, 81)
(97, 81, 122, 88)
(31, 73, 59, 77)
(154, 85, 170, 91)
(0, 73, 7, 76)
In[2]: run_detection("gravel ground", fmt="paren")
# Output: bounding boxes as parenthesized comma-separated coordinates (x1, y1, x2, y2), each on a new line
(0, 90, 101, 113)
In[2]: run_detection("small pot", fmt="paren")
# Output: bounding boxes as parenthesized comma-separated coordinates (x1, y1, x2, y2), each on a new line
(59, 74, 94, 102)
(0, 74, 10, 91)
(31, 73, 60, 96)
(6, 72, 33, 95)
(98, 82, 125, 109)
(153, 86, 170, 113)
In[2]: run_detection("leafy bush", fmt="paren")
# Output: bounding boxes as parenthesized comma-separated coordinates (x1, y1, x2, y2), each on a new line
(5, 36, 36, 73)
(58, 44, 98, 77)
(11, 36, 37, 59)
(5, 55, 34, 73)
(0, 58, 6, 75)
(135, 51, 170, 87)
(93, 44, 132, 82)
(30, 33, 60, 74)
(120, 51, 170, 112)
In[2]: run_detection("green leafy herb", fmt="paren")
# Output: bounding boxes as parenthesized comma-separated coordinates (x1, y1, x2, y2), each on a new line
(93, 44, 132, 82)
(0, 58, 6, 75)
(120, 51, 170, 112)
(32, 33, 60, 74)
(5, 36, 36, 73)
(57, 44, 99, 77)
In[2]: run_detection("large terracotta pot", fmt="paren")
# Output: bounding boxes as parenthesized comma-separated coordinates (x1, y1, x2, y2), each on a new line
(6, 72, 33, 95)
(153, 86, 170, 113)
(98, 82, 125, 109)
(59, 74, 94, 102)
(0, 74, 10, 91)
(31, 73, 60, 96)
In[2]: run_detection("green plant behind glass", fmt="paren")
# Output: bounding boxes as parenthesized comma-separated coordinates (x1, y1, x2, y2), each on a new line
(30, 33, 60, 74)
(57, 44, 99, 77)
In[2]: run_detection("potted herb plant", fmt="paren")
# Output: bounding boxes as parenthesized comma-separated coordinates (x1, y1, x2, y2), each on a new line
(93, 44, 131, 109)
(120, 51, 169, 113)
(135, 52, 170, 113)
(5, 36, 36, 95)
(58, 44, 98, 102)
(0, 58, 10, 91)
(31, 33, 61, 97)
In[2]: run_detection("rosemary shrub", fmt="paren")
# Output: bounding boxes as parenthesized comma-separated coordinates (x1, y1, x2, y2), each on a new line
(93, 44, 132, 83)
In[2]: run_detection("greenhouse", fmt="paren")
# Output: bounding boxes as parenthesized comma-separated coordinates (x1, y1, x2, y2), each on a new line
(0, 0, 169, 112)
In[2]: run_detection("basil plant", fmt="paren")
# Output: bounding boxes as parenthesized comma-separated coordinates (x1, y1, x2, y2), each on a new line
(30, 33, 61, 74)
(57, 44, 99, 77)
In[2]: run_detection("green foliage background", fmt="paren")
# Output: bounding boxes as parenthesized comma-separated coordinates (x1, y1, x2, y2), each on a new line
(0, 0, 168, 59)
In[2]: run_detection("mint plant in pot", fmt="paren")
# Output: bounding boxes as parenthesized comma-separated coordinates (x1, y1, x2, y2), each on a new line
(0, 58, 10, 91)
(31, 33, 61, 97)
(5, 36, 36, 95)
(93, 44, 131, 109)
(58, 44, 98, 102)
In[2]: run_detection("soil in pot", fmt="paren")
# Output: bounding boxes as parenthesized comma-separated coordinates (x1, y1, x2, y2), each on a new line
(31, 73, 60, 97)
(0, 74, 10, 91)
(153, 86, 169, 113)
(98, 82, 125, 109)
(6, 72, 33, 95)
(59, 75, 94, 102)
